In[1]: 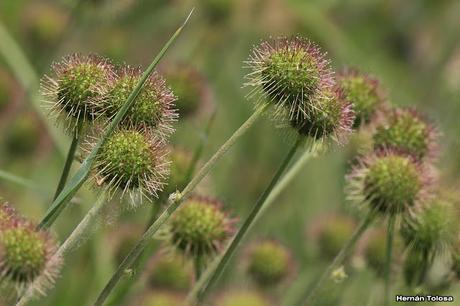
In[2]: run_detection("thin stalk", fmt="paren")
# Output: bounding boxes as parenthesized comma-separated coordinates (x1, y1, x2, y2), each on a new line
(53, 120, 84, 200)
(0, 170, 48, 196)
(189, 137, 303, 303)
(300, 211, 375, 306)
(92, 105, 266, 306)
(0, 21, 67, 155)
(16, 192, 108, 306)
(384, 214, 396, 306)
(37, 10, 194, 229)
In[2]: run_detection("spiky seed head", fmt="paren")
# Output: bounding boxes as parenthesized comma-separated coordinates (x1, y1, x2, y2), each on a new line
(104, 67, 177, 137)
(4, 113, 40, 157)
(346, 150, 431, 216)
(42, 54, 114, 130)
(162, 64, 212, 119)
(0, 220, 61, 292)
(163, 148, 192, 196)
(0, 203, 18, 226)
(147, 252, 192, 291)
(310, 214, 356, 260)
(337, 68, 385, 128)
(372, 107, 438, 160)
(217, 290, 272, 306)
(403, 249, 430, 287)
(94, 128, 169, 201)
(245, 36, 334, 119)
(139, 291, 187, 306)
(288, 88, 355, 144)
(246, 240, 292, 287)
(401, 193, 458, 258)
(359, 228, 402, 276)
(169, 196, 235, 258)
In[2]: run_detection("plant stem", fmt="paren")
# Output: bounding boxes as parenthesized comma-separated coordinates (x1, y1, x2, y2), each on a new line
(300, 211, 375, 306)
(37, 10, 193, 230)
(53, 120, 84, 201)
(189, 137, 303, 303)
(0, 170, 49, 196)
(92, 106, 265, 306)
(384, 214, 396, 306)
(16, 192, 108, 306)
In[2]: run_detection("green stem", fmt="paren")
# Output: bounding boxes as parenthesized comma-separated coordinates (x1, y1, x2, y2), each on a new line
(0, 170, 48, 196)
(16, 192, 108, 306)
(384, 214, 396, 306)
(300, 211, 375, 306)
(53, 120, 84, 201)
(37, 10, 193, 230)
(189, 137, 303, 303)
(92, 106, 265, 306)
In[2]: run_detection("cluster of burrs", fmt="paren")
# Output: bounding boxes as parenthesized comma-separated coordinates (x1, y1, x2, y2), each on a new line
(0, 203, 61, 303)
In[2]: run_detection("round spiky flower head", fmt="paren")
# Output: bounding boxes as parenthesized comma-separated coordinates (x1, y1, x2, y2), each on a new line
(162, 64, 212, 119)
(287, 87, 355, 145)
(168, 195, 236, 258)
(337, 68, 385, 128)
(246, 239, 293, 287)
(147, 251, 192, 291)
(42, 53, 114, 130)
(372, 107, 438, 160)
(103, 66, 177, 137)
(215, 290, 272, 306)
(245, 36, 334, 120)
(346, 150, 431, 216)
(400, 192, 458, 259)
(139, 290, 187, 306)
(93, 128, 169, 202)
(308, 214, 357, 260)
(0, 220, 61, 293)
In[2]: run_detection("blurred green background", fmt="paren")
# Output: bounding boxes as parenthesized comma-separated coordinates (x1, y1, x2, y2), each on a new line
(1, 0, 460, 305)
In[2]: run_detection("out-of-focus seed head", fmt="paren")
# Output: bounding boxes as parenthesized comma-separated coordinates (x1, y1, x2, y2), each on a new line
(162, 64, 212, 119)
(147, 252, 192, 291)
(401, 192, 458, 259)
(287, 88, 355, 145)
(42, 54, 114, 131)
(107, 224, 143, 266)
(0, 220, 62, 293)
(245, 36, 334, 120)
(309, 214, 356, 260)
(246, 240, 293, 287)
(104, 66, 177, 138)
(139, 291, 187, 306)
(4, 113, 40, 157)
(93, 128, 169, 202)
(337, 68, 385, 128)
(346, 150, 431, 216)
(372, 107, 439, 161)
(169, 196, 236, 258)
(162, 148, 192, 196)
(403, 250, 430, 287)
(216, 290, 272, 306)
(0, 203, 18, 226)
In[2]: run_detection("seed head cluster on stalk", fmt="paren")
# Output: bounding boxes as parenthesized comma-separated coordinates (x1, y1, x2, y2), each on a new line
(0, 203, 61, 301)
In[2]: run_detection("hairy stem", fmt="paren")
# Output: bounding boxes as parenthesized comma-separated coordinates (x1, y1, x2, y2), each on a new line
(300, 211, 375, 306)
(53, 120, 84, 201)
(384, 214, 396, 306)
(92, 106, 265, 306)
(16, 192, 108, 306)
(188, 137, 302, 303)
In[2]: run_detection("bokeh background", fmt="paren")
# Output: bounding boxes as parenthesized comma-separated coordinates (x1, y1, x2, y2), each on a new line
(1, 0, 460, 305)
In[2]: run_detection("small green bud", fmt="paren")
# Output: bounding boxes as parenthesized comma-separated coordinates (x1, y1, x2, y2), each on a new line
(169, 196, 235, 258)
(148, 252, 192, 291)
(104, 67, 177, 136)
(42, 54, 114, 129)
(401, 194, 458, 258)
(246, 240, 293, 287)
(373, 108, 438, 160)
(94, 128, 169, 200)
(216, 290, 272, 306)
(347, 151, 431, 216)
(139, 291, 187, 306)
(337, 68, 385, 128)
(162, 64, 212, 119)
